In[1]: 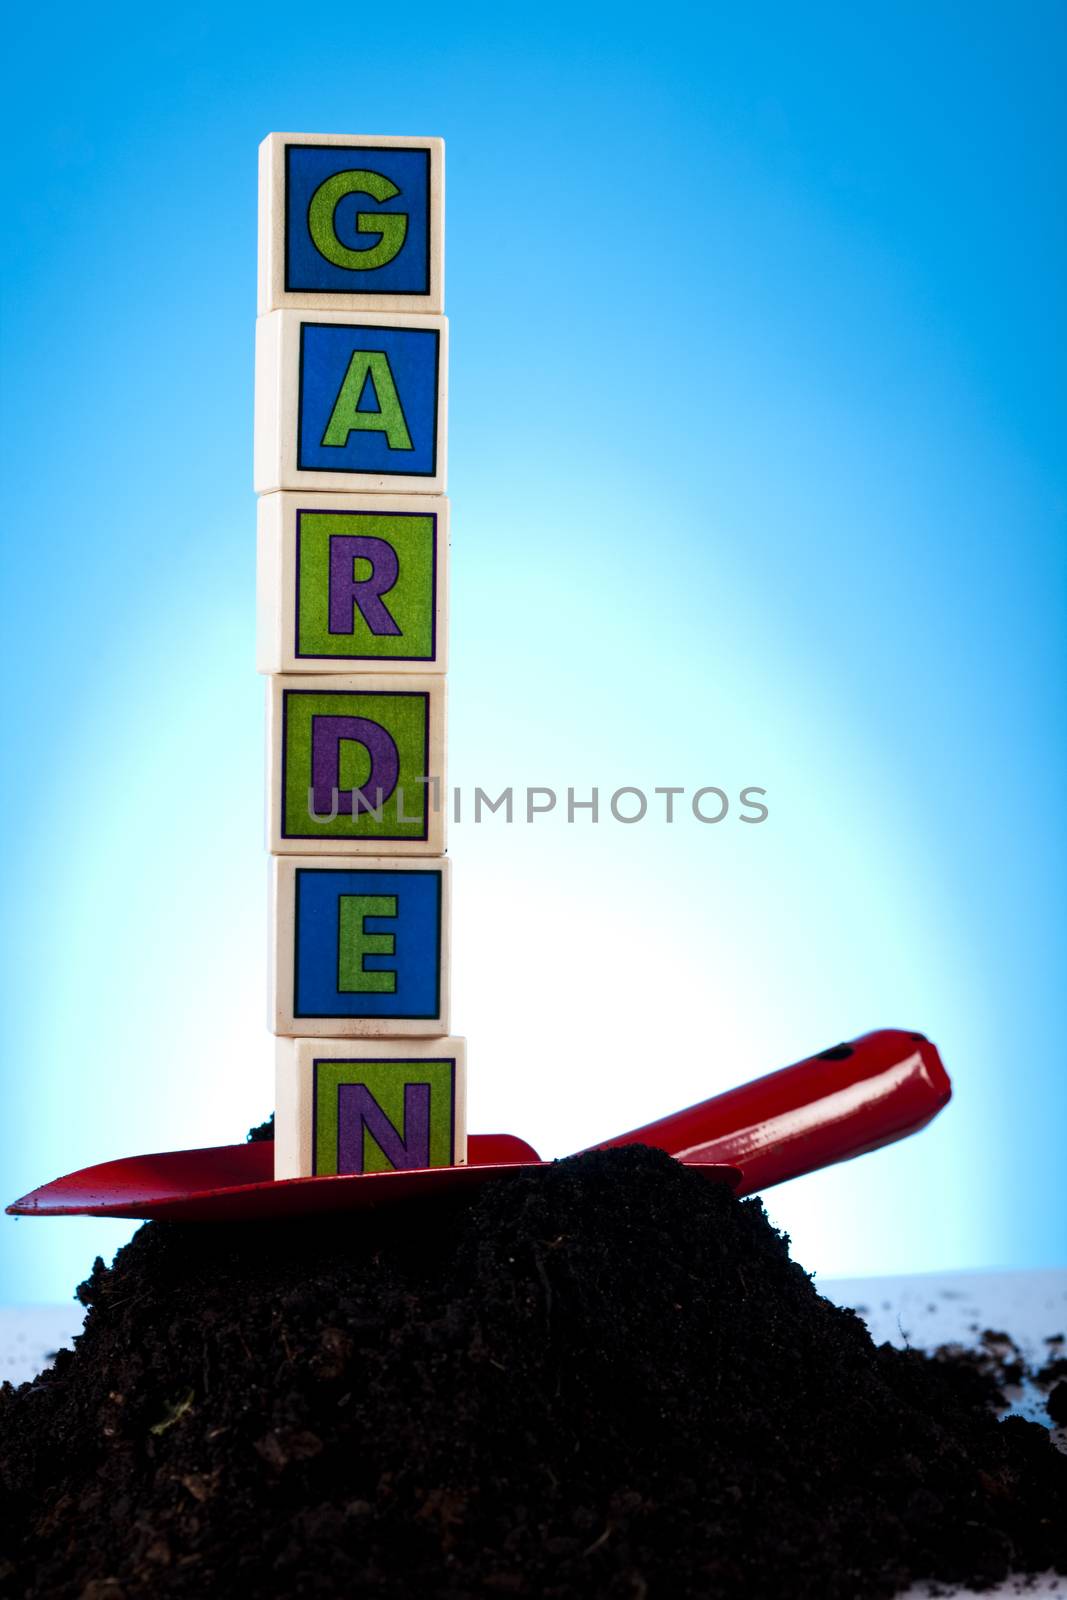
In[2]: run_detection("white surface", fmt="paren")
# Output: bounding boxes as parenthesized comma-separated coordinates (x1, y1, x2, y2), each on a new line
(0, 1303, 86, 1388)
(3, 1272, 1065, 1596)
(821, 1267, 1067, 1429)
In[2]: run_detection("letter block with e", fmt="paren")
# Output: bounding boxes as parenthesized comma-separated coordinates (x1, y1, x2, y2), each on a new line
(274, 1036, 466, 1179)
(267, 675, 446, 854)
(270, 855, 450, 1036)
(255, 310, 447, 495)
(258, 133, 444, 315)
(257, 492, 448, 674)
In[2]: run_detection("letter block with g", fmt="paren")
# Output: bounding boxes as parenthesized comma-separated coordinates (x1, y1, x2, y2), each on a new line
(259, 133, 444, 314)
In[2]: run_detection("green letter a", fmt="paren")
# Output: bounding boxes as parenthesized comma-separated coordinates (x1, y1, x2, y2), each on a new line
(321, 351, 414, 451)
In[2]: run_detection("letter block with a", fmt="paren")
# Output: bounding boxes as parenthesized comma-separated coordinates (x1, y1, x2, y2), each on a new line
(274, 1035, 466, 1179)
(270, 855, 450, 1037)
(257, 492, 448, 674)
(254, 310, 447, 495)
(259, 133, 444, 315)
(267, 673, 445, 854)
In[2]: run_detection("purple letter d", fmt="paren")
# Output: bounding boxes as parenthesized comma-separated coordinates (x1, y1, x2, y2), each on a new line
(311, 715, 399, 817)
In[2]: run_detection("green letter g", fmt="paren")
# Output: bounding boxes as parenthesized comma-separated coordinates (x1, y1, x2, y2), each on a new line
(307, 169, 408, 272)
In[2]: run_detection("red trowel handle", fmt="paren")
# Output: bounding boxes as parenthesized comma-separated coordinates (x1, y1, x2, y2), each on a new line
(590, 1029, 951, 1196)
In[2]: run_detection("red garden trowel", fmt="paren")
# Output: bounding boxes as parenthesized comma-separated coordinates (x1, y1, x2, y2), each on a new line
(6, 1029, 950, 1223)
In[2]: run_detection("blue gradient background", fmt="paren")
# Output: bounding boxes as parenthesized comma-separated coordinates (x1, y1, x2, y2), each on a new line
(2, 1, 1064, 1302)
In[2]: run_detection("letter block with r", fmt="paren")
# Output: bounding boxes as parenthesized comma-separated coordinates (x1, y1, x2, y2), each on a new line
(257, 492, 448, 674)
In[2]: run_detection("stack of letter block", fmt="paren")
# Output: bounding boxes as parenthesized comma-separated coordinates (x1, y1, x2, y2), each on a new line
(254, 133, 466, 1181)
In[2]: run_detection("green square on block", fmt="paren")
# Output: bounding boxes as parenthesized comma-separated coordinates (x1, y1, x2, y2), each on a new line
(282, 687, 430, 841)
(312, 1058, 458, 1175)
(296, 509, 436, 663)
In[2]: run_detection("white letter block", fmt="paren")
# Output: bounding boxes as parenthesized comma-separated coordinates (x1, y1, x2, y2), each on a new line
(257, 492, 448, 675)
(258, 132, 444, 316)
(270, 855, 451, 1037)
(266, 673, 446, 856)
(254, 309, 447, 496)
(275, 1035, 466, 1179)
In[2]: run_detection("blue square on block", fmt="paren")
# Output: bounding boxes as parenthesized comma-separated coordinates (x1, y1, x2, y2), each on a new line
(293, 866, 442, 1020)
(285, 144, 431, 297)
(298, 322, 440, 478)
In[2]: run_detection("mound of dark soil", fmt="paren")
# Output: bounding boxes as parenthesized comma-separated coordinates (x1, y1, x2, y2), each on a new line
(2, 1145, 1065, 1598)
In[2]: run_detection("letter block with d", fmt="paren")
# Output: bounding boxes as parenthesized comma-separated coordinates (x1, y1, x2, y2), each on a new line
(270, 855, 450, 1036)
(255, 309, 447, 495)
(259, 133, 443, 315)
(267, 674, 445, 854)
(274, 1036, 466, 1179)
(257, 492, 448, 674)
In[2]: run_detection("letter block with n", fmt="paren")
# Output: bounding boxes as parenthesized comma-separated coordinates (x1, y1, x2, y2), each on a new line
(254, 309, 447, 495)
(274, 1036, 466, 1179)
